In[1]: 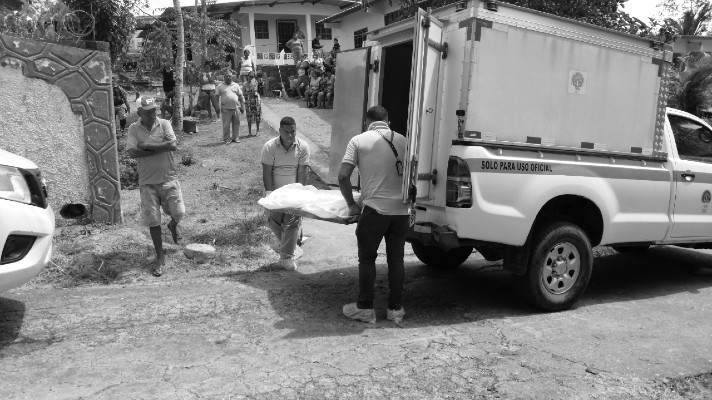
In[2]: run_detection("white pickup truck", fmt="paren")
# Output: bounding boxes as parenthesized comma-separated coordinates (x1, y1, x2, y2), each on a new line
(330, 1, 712, 310)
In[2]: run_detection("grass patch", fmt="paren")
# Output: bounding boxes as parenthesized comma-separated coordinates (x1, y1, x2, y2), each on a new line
(36, 118, 291, 288)
(652, 372, 712, 400)
(36, 226, 154, 287)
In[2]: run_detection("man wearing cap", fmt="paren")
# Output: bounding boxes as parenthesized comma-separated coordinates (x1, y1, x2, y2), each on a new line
(126, 96, 185, 277)
(216, 72, 246, 145)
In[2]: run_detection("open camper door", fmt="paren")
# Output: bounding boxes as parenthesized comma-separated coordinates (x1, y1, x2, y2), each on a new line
(403, 9, 445, 203)
(328, 47, 371, 185)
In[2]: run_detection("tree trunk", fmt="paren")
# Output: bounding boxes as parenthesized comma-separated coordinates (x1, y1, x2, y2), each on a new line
(173, 0, 185, 131)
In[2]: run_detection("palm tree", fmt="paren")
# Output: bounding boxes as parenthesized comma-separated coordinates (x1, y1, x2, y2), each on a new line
(173, 0, 185, 131)
(665, 3, 712, 35)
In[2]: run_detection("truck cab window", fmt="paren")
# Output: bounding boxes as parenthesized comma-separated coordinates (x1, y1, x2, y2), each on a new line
(669, 114, 712, 161)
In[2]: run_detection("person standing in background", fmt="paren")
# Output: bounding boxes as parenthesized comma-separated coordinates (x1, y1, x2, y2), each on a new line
(156, 60, 175, 109)
(238, 49, 256, 83)
(242, 71, 262, 137)
(216, 72, 245, 145)
(199, 65, 220, 122)
(286, 32, 303, 66)
(112, 76, 130, 136)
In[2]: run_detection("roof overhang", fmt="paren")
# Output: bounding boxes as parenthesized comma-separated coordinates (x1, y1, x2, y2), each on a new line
(318, 0, 368, 23)
(173, 0, 361, 15)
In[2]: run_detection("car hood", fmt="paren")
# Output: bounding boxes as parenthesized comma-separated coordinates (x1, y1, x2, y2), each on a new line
(0, 148, 39, 170)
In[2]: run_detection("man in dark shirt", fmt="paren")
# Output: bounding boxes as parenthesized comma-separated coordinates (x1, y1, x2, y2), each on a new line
(112, 76, 130, 136)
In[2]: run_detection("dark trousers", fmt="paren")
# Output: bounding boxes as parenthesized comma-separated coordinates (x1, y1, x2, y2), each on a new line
(355, 205, 410, 310)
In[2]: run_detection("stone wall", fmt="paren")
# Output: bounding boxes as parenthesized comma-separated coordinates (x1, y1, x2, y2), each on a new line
(0, 34, 122, 223)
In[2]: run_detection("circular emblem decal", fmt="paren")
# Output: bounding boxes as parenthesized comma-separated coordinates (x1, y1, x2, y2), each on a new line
(703, 190, 711, 204)
(571, 72, 585, 91)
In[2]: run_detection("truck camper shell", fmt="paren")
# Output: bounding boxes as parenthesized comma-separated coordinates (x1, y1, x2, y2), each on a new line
(329, 0, 673, 204)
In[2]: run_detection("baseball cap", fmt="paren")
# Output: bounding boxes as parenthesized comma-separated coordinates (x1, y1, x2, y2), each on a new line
(136, 96, 157, 111)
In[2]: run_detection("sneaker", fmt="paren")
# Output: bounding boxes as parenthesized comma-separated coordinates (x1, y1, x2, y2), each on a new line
(224, 141, 232, 145)
(232, 139, 241, 143)
(293, 245, 303, 260)
(387, 307, 405, 323)
(279, 258, 297, 271)
(343, 303, 376, 324)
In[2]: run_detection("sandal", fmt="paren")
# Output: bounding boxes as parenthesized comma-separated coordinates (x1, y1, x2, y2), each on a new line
(167, 220, 182, 245)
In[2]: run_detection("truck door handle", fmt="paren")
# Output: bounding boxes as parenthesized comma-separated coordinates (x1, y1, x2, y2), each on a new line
(681, 172, 696, 182)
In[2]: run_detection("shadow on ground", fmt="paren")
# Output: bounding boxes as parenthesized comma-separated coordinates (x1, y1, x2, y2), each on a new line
(217, 246, 712, 339)
(583, 246, 712, 304)
(0, 297, 25, 353)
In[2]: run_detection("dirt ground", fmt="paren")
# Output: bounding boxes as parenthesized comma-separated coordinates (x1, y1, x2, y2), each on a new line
(2, 100, 712, 399)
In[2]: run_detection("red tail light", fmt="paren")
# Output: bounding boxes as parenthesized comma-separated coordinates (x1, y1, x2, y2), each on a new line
(446, 157, 472, 208)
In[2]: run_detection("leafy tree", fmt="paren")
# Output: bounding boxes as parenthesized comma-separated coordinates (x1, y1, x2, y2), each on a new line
(62, 0, 148, 64)
(504, 0, 650, 36)
(394, 0, 651, 36)
(667, 55, 712, 115)
(137, 4, 240, 114)
(0, 0, 85, 41)
(663, 2, 711, 36)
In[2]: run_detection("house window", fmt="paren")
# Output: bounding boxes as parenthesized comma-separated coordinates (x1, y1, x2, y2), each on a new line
(315, 22, 332, 40)
(354, 27, 368, 48)
(254, 20, 269, 39)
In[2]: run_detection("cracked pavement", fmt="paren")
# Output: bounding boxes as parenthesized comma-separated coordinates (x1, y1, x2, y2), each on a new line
(2, 219, 712, 399)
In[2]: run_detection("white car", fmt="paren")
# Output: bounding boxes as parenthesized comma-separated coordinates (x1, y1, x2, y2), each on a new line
(0, 148, 54, 292)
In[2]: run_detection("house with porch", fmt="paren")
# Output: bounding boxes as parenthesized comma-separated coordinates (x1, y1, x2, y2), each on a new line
(318, 0, 459, 50)
(168, 0, 358, 65)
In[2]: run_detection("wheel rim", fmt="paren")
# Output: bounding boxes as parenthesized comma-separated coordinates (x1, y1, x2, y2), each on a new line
(540, 241, 580, 295)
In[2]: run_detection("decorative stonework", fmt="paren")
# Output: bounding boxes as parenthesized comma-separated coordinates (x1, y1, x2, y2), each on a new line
(0, 34, 122, 223)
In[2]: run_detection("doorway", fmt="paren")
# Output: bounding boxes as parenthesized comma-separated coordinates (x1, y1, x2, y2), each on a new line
(277, 20, 297, 52)
(380, 41, 414, 136)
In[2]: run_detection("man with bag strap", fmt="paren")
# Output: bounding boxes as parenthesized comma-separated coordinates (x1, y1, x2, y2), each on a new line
(338, 106, 409, 324)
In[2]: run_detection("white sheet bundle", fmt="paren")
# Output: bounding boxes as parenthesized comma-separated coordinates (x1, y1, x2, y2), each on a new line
(257, 183, 360, 220)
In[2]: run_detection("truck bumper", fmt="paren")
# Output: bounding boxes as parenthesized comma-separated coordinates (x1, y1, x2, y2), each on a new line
(406, 222, 469, 251)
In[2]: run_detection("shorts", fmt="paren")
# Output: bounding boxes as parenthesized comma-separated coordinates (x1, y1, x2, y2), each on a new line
(115, 105, 126, 120)
(139, 180, 185, 227)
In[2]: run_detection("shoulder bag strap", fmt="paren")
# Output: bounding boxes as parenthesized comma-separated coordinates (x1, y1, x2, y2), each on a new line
(376, 129, 399, 160)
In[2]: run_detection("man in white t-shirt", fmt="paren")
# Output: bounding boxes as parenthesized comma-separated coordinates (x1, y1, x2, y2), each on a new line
(216, 73, 245, 144)
(338, 106, 410, 324)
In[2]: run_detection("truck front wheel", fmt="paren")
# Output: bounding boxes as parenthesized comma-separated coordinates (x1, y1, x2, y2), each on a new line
(411, 243, 473, 268)
(517, 221, 593, 311)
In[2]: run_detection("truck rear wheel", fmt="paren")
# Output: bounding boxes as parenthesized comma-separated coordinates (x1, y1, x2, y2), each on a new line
(517, 221, 593, 311)
(411, 243, 473, 268)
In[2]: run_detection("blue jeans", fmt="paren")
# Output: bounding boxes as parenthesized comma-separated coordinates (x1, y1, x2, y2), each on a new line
(355, 205, 410, 310)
